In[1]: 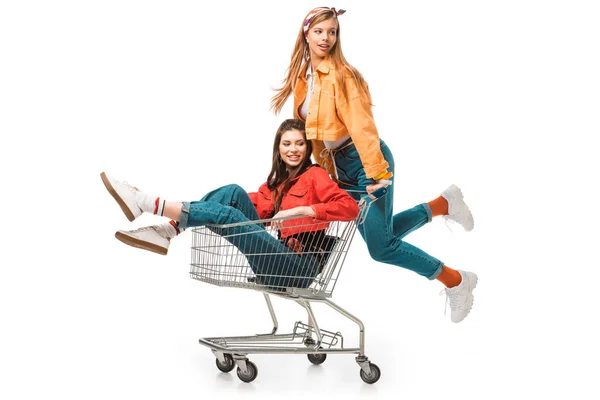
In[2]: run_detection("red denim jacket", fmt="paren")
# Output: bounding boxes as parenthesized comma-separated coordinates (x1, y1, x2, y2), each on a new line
(248, 166, 359, 238)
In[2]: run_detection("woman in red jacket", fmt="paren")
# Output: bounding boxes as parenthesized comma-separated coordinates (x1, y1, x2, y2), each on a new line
(100, 119, 358, 288)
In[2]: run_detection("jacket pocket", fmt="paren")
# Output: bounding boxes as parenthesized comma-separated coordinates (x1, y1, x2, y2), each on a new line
(340, 143, 361, 161)
(317, 81, 339, 133)
(288, 185, 308, 198)
(259, 187, 272, 200)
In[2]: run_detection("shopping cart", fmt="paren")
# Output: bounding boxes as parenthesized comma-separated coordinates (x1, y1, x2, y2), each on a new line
(190, 191, 385, 384)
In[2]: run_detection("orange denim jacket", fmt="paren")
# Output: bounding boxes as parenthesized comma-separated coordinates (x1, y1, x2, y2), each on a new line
(292, 57, 390, 180)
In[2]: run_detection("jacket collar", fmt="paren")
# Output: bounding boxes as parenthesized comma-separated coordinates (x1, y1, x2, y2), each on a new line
(301, 57, 334, 80)
(314, 57, 334, 74)
(283, 164, 316, 186)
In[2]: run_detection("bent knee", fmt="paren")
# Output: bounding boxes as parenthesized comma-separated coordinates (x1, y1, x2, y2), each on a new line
(220, 183, 244, 192)
(367, 241, 394, 263)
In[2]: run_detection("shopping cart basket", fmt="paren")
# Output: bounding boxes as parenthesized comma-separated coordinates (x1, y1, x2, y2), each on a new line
(190, 191, 385, 384)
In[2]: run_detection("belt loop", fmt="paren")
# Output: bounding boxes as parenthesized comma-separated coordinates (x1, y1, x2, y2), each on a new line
(337, 138, 353, 152)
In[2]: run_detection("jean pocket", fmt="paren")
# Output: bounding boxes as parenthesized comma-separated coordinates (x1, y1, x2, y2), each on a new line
(335, 165, 357, 186)
(340, 144, 361, 161)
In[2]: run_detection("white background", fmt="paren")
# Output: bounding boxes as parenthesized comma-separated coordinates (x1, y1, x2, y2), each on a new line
(1, 1, 599, 399)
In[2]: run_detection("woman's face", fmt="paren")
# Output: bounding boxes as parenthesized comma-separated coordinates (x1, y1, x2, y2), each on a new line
(279, 129, 308, 168)
(306, 18, 338, 62)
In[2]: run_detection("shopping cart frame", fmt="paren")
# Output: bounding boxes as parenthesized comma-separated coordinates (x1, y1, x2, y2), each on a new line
(190, 191, 386, 384)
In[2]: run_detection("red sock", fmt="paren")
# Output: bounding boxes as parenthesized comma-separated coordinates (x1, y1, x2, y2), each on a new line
(169, 220, 181, 235)
(436, 265, 462, 288)
(427, 196, 448, 218)
(154, 198, 167, 216)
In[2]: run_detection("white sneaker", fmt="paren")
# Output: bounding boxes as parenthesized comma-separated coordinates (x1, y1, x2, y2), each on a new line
(115, 224, 176, 255)
(441, 184, 474, 231)
(442, 270, 478, 323)
(101, 172, 145, 222)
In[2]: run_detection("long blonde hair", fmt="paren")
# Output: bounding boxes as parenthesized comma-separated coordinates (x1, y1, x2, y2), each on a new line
(270, 9, 371, 115)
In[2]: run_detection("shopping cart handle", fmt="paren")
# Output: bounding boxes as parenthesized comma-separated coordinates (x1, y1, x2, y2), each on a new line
(345, 184, 390, 200)
(370, 187, 387, 199)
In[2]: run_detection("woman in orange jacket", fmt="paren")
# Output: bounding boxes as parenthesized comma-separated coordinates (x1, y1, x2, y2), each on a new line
(100, 119, 358, 289)
(272, 7, 478, 322)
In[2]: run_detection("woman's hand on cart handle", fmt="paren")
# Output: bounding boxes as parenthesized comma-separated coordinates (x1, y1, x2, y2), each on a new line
(271, 206, 316, 229)
(366, 182, 389, 200)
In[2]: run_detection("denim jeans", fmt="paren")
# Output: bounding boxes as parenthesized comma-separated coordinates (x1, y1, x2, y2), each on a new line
(333, 140, 444, 279)
(178, 184, 319, 288)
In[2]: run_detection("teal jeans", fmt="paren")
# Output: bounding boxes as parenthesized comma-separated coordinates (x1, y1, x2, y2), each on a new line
(334, 140, 444, 279)
(179, 184, 319, 288)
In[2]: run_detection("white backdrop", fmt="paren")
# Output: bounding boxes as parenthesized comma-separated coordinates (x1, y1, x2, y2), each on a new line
(1, 1, 599, 399)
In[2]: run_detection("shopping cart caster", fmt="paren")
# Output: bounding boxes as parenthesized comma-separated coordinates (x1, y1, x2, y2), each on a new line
(359, 363, 381, 384)
(215, 353, 235, 373)
(236, 360, 258, 383)
(307, 352, 327, 365)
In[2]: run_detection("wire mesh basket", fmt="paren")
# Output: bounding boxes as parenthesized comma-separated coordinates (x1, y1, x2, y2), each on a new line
(189, 199, 371, 298)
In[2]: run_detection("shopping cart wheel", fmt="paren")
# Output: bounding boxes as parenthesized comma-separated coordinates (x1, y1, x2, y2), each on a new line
(307, 352, 327, 365)
(359, 363, 381, 384)
(236, 361, 258, 383)
(215, 354, 235, 373)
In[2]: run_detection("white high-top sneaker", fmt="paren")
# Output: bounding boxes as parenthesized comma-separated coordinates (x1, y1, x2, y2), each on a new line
(101, 172, 153, 222)
(115, 223, 177, 255)
(442, 270, 478, 323)
(441, 184, 474, 231)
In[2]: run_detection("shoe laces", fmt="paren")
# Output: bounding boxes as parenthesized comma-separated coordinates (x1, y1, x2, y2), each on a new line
(131, 224, 175, 239)
(120, 179, 140, 193)
(440, 289, 450, 317)
(440, 287, 463, 317)
(131, 226, 156, 233)
(443, 214, 460, 232)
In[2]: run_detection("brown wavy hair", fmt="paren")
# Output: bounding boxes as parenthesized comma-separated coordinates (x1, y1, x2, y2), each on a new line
(267, 119, 314, 213)
(270, 9, 371, 115)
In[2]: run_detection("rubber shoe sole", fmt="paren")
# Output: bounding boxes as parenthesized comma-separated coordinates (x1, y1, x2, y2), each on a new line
(115, 231, 169, 255)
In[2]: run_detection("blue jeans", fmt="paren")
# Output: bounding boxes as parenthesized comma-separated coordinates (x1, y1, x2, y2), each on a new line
(178, 184, 319, 289)
(333, 140, 444, 279)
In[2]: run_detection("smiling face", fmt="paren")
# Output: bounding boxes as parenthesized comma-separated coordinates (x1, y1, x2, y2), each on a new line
(306, 18, 338, 64)
(279, 129, 308, 168)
